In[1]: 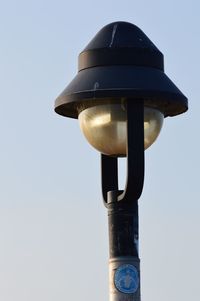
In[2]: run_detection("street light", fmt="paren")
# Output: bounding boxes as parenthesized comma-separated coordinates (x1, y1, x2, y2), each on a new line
(54, 21, 188, 301)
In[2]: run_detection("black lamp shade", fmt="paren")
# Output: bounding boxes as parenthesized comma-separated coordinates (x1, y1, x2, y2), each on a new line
(55, 21, 188, 119)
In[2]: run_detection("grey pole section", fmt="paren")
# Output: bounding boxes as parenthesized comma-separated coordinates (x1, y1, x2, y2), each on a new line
(108, 192, 140, 301)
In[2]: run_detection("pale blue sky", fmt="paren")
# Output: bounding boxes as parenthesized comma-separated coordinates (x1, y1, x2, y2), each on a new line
(0, 1, 199, 300)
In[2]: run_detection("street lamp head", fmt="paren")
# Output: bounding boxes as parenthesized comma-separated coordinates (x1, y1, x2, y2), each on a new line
(54, 21, 188, 156)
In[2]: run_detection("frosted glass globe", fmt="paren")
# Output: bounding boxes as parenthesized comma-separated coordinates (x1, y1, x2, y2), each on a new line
(78, 104, 164, 156)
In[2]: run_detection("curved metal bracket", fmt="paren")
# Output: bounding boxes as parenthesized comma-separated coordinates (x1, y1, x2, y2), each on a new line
(101, 101, 144, 206)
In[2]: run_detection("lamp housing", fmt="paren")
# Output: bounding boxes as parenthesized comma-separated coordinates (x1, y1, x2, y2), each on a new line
(54, 21, 188, 155)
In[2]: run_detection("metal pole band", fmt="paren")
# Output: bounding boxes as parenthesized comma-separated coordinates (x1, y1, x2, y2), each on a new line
(109, 257, 140, 301)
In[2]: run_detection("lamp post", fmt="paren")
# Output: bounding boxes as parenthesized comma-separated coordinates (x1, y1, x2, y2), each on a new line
(54, 21, 188, 301)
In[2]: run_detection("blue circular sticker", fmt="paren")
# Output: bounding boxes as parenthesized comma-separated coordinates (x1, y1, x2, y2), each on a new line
(114, 264, 139, 294)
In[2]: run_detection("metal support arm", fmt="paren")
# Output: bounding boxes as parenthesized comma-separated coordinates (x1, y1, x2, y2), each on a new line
(101, 100, 144, 205)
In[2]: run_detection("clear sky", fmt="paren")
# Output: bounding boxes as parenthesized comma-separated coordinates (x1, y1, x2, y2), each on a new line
(0, 0, 199, 300)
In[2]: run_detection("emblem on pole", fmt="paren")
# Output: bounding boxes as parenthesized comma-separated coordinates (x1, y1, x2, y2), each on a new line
(114, 264, 139, 294)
